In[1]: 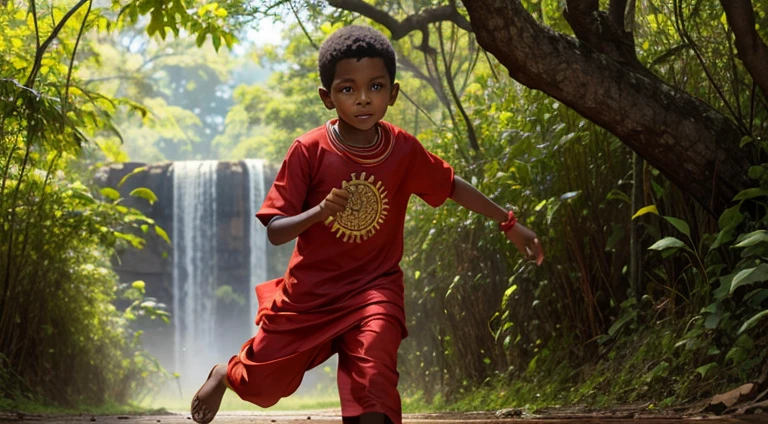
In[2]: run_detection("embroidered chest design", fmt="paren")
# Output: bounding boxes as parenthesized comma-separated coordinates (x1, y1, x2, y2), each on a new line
(325, 172, 389, 243)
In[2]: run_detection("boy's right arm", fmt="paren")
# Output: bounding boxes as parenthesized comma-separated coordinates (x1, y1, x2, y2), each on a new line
(266, 188, 349, 245)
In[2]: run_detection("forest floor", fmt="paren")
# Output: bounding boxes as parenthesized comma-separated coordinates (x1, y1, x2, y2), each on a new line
(2, 385, 767, 424)
(1, 404, 767, 424)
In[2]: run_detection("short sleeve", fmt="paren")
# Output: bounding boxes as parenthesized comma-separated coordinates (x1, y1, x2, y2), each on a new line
(256, 141, 311, 226)
(408, 138, 455, 207)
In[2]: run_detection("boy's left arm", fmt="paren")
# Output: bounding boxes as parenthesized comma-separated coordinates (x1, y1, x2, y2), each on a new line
(450, 176, 544, 265)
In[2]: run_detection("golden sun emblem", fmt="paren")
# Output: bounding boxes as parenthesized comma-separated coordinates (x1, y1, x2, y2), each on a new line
(325, 172, 389, 243)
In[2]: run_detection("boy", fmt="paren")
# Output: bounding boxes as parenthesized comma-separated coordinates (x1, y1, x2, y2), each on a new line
(191, 25, 544, 424)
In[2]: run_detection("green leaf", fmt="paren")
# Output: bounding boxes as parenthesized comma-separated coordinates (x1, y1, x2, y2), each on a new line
(695, 362, 717, 379)
(501, 284, 518, 309)
(643, 361, 669, 383)
(716, 274, 735, 300)
(128, 3, 138, 23)
(115, 231, 145, 249)
(725, 346, 747, 365)
(632, 205, 658, 220)
(745, 288, 768, 307)
(748, 166, 765, 180)
(606, 189, 631, 204)
(129, 187, 158, 205)
(117, 166, 147, 187)
(738, 310, 768, 335)
(718, 204, 743, 229)
(733, 187, 768, 201)
(704, 312, 721, 329)
(648, 237, 686, 251)
(711, 205, 743, 250)
(730, 264, 768, 295)
(734, 230, 768, 248)
(223, 32, 236, 49)
(608, 309, 637, 336)
(100, 187, 121, 201)
(664, 216, 690, 237)
(445, 275, 460, 299)
(196, 30, 207, 47)
(740, 136, 753, 148)
(155, 225, 171, 245)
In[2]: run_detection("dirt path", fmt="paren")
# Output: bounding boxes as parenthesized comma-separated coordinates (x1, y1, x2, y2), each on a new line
(1, 411, 766, 424)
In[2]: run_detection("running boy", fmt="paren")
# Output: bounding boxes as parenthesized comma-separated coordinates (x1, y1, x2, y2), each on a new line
(191, 25, 544, 424)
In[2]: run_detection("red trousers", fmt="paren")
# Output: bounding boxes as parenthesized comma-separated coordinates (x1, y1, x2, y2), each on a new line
(226, 314, 403, 424)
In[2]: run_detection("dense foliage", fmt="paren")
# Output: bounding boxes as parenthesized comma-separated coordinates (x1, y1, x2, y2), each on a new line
(0, 0, 169, 407)
(393, 1, 768, 407)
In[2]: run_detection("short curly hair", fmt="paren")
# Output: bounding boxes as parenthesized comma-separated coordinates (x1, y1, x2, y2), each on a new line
(318, 25, 397, 90)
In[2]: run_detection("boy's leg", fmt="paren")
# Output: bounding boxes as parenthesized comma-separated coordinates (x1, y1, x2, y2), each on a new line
(227, 330, 335, 406)
(192, 331, 334, 423)
(337, 315, 402, 424)
(190, 363, 229, 424)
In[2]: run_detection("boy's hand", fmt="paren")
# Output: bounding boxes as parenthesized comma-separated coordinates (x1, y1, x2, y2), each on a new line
(505, 223, 544, 266)
(318, 188, 350, 220)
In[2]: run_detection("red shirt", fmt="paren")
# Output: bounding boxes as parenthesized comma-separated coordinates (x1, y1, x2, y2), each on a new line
(253, 119, 453, 353)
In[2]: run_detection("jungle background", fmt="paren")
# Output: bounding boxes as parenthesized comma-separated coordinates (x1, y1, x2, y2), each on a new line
(1, 0, 767, 415)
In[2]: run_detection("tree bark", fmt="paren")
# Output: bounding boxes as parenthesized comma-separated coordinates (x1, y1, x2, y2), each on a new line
(462, 0, 752, 216)
(720, 0, 768, 100)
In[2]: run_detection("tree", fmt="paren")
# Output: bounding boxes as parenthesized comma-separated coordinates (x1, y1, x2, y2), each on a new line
(320, 0, 767, 216)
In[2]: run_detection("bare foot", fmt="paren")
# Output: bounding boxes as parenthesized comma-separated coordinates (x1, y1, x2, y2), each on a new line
(190, 363, 228, 424)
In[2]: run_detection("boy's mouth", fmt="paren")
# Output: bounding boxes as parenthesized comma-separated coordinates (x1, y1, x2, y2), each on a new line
(355, 114, 373, 119)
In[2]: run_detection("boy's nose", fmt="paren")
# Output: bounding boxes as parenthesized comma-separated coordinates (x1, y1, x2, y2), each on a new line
(356, 92, 371, 105)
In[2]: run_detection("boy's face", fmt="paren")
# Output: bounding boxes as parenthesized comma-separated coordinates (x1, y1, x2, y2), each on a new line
(319, 57, 399, 140)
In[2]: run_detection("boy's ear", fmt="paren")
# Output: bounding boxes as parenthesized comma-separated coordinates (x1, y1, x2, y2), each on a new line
(318, 87, 335, 110)
(388, 82, 400, 106)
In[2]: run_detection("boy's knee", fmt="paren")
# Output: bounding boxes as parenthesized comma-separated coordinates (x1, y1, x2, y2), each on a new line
(234, 385, 282, 408)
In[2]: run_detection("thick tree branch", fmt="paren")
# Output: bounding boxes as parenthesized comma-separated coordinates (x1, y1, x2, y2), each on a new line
(463, 0, 752, 215)
(608, 0, 629, 30)
(720, 0, 768, 100)
(563, 0, 644, 71)
(326, 0, 471, 40)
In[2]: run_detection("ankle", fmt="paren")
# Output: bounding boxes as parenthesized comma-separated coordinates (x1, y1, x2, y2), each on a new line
(214, 364, 230, 388)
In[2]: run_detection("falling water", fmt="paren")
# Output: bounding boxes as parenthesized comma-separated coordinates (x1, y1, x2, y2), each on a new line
(172, 160, 218, 387)
(244, 159, 267, 336)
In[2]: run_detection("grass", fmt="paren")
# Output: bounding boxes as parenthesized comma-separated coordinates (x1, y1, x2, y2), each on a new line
(142, 390, 340, 413)
(0, 397, 169, 416)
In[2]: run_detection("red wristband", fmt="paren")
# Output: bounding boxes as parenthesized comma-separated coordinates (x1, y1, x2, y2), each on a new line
(499, 210, 517, 233)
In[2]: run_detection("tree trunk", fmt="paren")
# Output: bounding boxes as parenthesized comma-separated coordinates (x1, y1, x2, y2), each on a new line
(462, 0, 753, 216)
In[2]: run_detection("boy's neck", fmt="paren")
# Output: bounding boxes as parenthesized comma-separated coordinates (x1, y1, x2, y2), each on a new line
(334, 120, 379, 147)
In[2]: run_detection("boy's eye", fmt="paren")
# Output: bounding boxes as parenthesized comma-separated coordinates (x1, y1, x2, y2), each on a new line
(340, 86, 353, 93)
(371, 83, 382, 91)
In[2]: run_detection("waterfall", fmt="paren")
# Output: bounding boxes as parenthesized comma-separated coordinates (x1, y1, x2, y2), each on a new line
(244, 159, 267, 336)
(172, 160, 218, 387)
